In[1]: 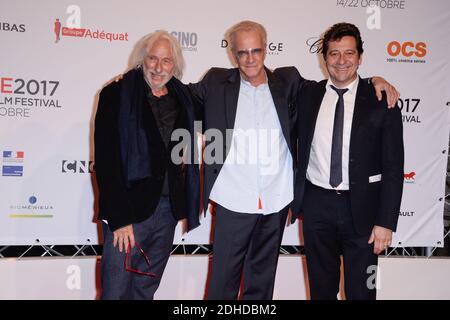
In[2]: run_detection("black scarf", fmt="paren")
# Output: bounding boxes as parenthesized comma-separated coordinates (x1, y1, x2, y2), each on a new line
(118, 67, 151, 187)
(118, 67, 198, 186)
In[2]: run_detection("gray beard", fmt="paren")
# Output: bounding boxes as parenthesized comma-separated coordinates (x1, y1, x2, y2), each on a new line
(143, 68, 170, 91)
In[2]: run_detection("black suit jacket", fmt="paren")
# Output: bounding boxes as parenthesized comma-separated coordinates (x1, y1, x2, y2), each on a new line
(95, 71, 200, 231)
(189, 66, 305, 212)
(293, 77, 404, 235)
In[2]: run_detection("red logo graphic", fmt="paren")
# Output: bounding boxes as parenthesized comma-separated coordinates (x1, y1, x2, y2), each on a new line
(404, 172, 416, 181)
(52, 18, 127, 43)
(54, 18, 61, 43)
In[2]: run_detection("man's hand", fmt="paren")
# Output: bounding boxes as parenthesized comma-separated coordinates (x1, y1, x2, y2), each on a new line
(368, 225, 393, 255)
(113, 224, 135, 253)
(371, 76, 400, 108)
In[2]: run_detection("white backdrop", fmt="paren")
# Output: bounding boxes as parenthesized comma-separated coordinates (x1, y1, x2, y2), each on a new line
(1, 0, 449, 246)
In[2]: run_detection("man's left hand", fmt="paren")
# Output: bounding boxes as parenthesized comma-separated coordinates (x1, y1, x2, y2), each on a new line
(368, 225, 393, 255)
(371, 76, 400, 108)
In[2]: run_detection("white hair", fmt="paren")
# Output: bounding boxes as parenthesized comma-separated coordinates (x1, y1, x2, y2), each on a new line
(129, 30, 184, 79)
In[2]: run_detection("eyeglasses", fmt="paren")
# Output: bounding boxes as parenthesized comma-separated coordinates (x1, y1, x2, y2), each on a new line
(236, 48, 264, 60)
(124, 242, 157, 277)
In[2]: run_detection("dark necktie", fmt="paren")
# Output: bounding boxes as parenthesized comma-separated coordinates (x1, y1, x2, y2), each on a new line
(329, 85, 348, 188)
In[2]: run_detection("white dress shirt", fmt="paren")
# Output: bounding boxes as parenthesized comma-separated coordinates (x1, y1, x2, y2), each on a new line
(307, 76, 359, 190)
(209, 75, 293, 214)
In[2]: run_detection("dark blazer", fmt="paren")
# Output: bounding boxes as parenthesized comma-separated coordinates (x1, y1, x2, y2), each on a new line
(94, 71, 200, 231)
(293, 77, 404, 235)
(189, 66, 305, 212)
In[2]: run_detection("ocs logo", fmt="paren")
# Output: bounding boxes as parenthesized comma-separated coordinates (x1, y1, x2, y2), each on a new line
(62, 160, 94, 173)
(387, 41, 427, 58)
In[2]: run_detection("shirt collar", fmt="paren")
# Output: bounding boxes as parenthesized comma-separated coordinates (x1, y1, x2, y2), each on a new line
(240, 71, 269, 90)
(327, 75, 359, 95)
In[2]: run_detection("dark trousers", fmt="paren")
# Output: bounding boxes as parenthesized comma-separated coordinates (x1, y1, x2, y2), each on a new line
(302, 181, 378, 300)
(208, 204, 288, 300)
(100, 196, 177, 300)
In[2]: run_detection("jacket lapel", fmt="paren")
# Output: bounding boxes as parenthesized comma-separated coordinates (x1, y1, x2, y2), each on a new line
(306, 81, 327, 151)
(349, 77, 368, 147)
(267, 68, 290, 150)
(225, 69, 240, 129)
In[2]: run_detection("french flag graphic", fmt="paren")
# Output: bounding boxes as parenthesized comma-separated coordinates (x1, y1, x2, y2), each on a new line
(3, 151, 24, 159)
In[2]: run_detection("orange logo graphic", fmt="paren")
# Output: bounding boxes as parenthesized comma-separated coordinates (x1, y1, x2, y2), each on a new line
(387, 41, 427, 58)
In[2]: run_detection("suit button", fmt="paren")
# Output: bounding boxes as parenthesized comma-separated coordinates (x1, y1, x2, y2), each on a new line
(350, 181, 356, 185)
(349, 158, 354, 162)
(213, 169, 218, 174)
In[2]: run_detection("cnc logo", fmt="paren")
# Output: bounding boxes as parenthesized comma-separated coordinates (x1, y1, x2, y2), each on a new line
(62, 160, 95, 173)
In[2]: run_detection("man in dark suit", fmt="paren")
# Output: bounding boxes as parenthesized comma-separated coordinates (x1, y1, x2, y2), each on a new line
(190, 21, 302, 300)
(294, 23, 404, 300)
(94, 31, 199, 299)
(189, 20, 399, 300)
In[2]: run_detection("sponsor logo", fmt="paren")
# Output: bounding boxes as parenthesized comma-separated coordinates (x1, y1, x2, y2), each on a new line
(0, 22, 26, 32)
(386, 41, 427, 64)
(62, 160, 94, 173)
(399, 211, 414, 217)
(170, 31, 198, 52)
(221, 39, 284, 55)
(9, 195, 54, 218)
(54, 5, 128, 44)
(306, 37, 322, 54)
(267, 42, 284, 56)
(404, 171, 416, 183)
(2, 150, 24, 176)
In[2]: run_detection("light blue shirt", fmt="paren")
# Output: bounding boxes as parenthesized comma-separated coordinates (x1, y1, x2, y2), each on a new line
(209, 75, 293, 214)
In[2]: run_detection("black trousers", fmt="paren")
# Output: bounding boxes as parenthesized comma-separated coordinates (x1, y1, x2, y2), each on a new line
(302, 181, 378, 300)
(208, 204, 288, 300)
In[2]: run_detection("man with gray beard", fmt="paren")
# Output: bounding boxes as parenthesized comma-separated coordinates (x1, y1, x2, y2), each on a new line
(94, 31, 199, 300)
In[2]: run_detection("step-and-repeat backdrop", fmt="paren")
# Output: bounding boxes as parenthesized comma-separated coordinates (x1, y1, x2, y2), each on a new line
(1, 0, 449, 246)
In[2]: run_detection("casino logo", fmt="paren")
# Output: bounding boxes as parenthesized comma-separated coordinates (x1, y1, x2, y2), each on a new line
(171, 31, 198, 52)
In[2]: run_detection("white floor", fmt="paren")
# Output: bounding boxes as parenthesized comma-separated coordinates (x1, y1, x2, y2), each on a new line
(1, 255, 450, 299)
